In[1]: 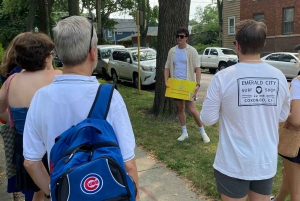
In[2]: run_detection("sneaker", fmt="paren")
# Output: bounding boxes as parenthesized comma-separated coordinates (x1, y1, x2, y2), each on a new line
(201, 133, 210, 143)
(270, 196, 275, 201)
(177, 133, 188, 141)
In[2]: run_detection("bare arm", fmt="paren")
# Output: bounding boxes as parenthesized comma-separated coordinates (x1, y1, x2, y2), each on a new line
(24, 160, 50, 196)
(194, 67, 201, 97)
(124, 158, 139, 201)
(164, 68, 170, 87)
(0, 81, 8, 113)
(287, 100, 300, 126)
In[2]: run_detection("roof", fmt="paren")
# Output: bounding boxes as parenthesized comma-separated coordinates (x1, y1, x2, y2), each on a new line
(112, 19, 137, 32)
(117, 27, 158, 42)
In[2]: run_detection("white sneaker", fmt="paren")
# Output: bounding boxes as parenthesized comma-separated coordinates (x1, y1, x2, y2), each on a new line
(201, 133, 210, 143)
(270, 196, 274, 201)
(177, 134, 188, 141)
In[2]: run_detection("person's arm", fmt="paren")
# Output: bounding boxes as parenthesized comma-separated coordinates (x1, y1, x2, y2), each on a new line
(0, 109, 8, 122)
(164, 68, 170, 87)
(200, 74, 221, 126)
(124, 158, 139, 201)
(194, 67, 201, 97)
(23, 160, 50, 196)
(287, 100, 300, 126)
(0, 81, 8, 113)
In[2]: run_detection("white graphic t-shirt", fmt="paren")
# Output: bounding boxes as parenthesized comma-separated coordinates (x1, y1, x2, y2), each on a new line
(200, 62, 290, 180)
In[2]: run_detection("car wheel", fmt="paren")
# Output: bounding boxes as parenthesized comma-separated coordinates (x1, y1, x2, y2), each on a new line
(102, 68, 108, 80)
(112, 70, 118, 84)
(133, 74, 142, 89)
(209, 68, 216, 74)
(218, 63, 227, 71)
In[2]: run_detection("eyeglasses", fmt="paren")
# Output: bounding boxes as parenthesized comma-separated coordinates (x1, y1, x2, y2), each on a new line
(233, 40, 237, 45)
(61, 16, 94, 53)
(176, 35, 186, 39)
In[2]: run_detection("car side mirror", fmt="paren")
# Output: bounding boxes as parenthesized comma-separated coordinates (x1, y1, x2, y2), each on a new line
(290, 59, 297, 63)
(126, 58, 131, 63)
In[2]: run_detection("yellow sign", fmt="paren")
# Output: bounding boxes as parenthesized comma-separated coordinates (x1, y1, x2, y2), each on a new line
(165, 78, 197, 101)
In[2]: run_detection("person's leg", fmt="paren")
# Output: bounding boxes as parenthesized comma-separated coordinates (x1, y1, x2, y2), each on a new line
(273, 167, 290, 201)
(283, 158, 300, 201)
(186, 101, 210, 143)
(248, 191, 271, 201)
(248, 177, 274, 201)
(175, 100, 188, 141)
(221, 194, 247, 201)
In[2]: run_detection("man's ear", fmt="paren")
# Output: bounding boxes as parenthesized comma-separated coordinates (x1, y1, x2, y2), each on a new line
(90, 46, 97, 62)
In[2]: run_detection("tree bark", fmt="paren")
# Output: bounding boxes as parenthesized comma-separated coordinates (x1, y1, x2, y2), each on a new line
(96, 0, 102, 45)
(38, 0, 50, 36)
(27, 0, 38, 31)
(217, 0, 223, 47)
(152, 0, 191, 116)
(139, 0, 150, 47)
(68, 0, 79, 16)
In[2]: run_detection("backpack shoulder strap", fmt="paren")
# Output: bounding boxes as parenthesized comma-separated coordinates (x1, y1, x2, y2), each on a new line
(88, 84, 115, 120)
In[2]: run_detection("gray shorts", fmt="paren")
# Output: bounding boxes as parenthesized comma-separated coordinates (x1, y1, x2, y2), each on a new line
(214, 169, 273, 198)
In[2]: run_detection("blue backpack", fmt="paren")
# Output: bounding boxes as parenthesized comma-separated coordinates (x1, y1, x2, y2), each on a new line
(49, 84, 136, 201)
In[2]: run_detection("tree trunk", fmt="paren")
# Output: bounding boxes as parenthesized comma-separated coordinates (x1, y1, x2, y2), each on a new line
(139, 0, 150, 47)
(152, 0, 191, 116)
(217, 0, 223, 47)
(27, 0, 38, 31)
(96, 0, 102, 45)
(68, 0, 79, 16)
(38, 0, 50, 36)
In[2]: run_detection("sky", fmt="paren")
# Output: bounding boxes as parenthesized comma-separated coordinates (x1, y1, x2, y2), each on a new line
(110, 0, 214, 20)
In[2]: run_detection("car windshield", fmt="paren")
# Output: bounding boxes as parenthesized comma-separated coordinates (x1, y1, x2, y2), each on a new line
(131, 49, 157, 62)
(219, 49, 237, 55)
(100, 48, 113, 59)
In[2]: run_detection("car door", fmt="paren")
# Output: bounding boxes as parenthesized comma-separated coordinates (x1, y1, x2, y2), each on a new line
(207, 48, 218, 67)
(263, 54, 281, 70)
(280, 54, 299, 78)
(201, 49, 210, 67)
(121, 52, 133, 80)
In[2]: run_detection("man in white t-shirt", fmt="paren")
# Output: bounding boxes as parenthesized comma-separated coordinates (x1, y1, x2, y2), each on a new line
(22, 16, 139, 200)
(164, 27, 210, 143)
(200, 19, 290, 201)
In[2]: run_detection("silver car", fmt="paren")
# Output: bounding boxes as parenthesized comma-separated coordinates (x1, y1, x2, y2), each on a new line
(261, 52, 300, 79)
(107, 48, 156, 88)
(94, 45, 125, 76)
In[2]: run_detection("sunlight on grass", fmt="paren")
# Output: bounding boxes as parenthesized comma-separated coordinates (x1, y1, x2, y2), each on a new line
(99, 79, 287, 201)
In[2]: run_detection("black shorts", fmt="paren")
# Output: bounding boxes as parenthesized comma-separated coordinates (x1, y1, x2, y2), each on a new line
(214, 169, 273, 198)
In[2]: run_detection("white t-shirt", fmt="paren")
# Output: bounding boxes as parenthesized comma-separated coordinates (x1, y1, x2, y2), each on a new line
(173, 47, 187, 80)
(200, 62, 290, 180)
(23, 75, 136, 165)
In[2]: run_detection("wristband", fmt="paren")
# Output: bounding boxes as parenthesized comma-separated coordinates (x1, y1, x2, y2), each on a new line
(44, 193, 51, 199)
(196, 83, 200, 87)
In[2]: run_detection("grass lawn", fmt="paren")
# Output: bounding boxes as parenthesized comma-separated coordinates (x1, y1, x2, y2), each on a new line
(99, 79, 288, 201)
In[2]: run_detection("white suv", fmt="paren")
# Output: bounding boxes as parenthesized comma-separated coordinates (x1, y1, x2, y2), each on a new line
(107, 48, 156, 88)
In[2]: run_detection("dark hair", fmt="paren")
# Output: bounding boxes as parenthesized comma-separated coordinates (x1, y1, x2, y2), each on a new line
(0, 33, 25, 77)
(235, 19, 267, 55)
(14, 32, 55, 71)
(176, 27, 189, 37)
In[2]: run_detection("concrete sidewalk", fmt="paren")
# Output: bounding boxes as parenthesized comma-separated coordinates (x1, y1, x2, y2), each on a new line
(0, 136, 206, 201)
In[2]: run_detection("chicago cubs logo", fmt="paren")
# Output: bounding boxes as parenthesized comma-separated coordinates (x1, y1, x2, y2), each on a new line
(80, 173, 103, 194)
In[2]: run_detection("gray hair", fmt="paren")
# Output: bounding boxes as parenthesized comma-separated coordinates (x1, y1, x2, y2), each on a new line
(53, 16, 98, 66)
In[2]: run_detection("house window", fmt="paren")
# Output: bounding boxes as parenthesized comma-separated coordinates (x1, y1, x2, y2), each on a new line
(117, 32, 123, 35)
(283, 7, 294, 34)
(108, 30, 112, 37)
(254, 13, 264, 22)
(228, 17, 235, 35)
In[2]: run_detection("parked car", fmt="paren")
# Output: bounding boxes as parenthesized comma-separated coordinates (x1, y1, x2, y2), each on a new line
(107, 48, 156, 88)
(53, 55, 63, 68)
(261, 52, 300, 79)
(199, 47, 238, 74)
(94, 45, 125, 76)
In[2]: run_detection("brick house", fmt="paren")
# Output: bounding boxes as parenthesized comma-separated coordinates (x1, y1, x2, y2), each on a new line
(223, 0, 300, 55)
